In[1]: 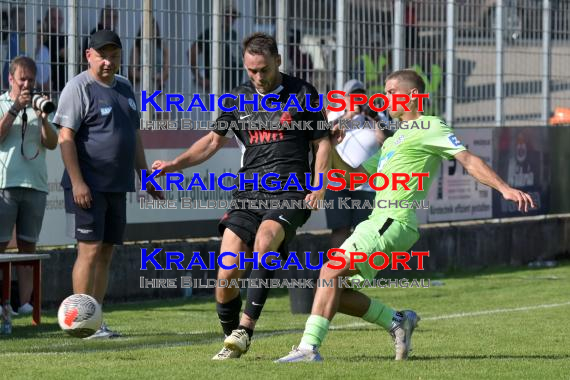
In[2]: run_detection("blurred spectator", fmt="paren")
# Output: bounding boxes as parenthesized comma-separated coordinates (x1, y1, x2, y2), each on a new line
(35, 8, 67, 94)
(44, 7, 67, 93)
(405, 3, 418, 50)
(1, 11, 10, 89)
(288, 30, 313, 82)
(129, 16, 170, 92)
(34, 21, 52, 92)
(1, 11, 8, 50)
(325, 79, 388, 248)
(81, 5, 118, 71)
(189, 4, 242, 93)
(2, 7, 26, 91)
(0, 56, 58, 315)
(89, 5, 118, 39)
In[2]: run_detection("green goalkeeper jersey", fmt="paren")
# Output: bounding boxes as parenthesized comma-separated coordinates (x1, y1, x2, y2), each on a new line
(362, 115, 466, 230)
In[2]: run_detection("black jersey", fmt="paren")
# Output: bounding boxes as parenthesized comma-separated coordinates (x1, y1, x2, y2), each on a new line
(214, 73, 328, 199)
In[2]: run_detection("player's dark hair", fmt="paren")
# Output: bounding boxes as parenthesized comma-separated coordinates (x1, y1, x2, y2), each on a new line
(386, 69, 426, 93)
(9, 56, 37, 76)
(242, 32, 279, 57)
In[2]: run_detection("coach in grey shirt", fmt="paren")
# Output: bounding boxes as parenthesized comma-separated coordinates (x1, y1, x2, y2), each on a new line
(54, 30, 162, 339)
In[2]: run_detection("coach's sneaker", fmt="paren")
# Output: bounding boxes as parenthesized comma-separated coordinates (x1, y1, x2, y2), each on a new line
(17, 303, 33, 315)
(212, 346, 242, 360)
(7, 304, 18, 317)
(84, 322, 121, 340)
(275, 346, 323, 363)
(223, 328, 251, 354)
(390, 310, 420, 360)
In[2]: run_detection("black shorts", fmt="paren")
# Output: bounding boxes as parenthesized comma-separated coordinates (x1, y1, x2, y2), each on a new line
(218, 198, 311, 250)
(64, 190, 126, 244)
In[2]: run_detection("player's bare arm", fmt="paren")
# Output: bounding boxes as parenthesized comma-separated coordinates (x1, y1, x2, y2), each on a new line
(455, 150, 536, 212)
(151, 131, 228, 174)
(305, 136, 331, 210)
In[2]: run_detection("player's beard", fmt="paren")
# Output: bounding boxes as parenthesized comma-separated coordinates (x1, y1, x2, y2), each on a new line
(255, 81, 272, 94)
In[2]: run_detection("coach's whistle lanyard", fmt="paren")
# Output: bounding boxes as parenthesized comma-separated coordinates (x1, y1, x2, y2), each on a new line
(20, 109, 40, 161)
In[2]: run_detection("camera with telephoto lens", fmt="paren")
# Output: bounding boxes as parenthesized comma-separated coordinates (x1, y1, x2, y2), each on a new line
(31, 90, 56, 114)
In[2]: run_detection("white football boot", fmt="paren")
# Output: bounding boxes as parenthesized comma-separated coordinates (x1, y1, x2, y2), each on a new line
(275, 346, 323, 363)
(212, 329, 250, 360)
(390, 310, 420, 360)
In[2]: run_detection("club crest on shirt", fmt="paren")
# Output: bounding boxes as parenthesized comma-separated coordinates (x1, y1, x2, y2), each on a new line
(394, 135, 405, 146)
(101, 106, 112, 116)
(448, 134, 462, 147)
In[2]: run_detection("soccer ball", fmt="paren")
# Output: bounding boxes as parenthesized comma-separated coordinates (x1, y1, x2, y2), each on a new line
(57, 294, 102, 338)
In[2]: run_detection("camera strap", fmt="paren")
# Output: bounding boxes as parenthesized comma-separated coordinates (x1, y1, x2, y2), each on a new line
(20, 108, 40, 161)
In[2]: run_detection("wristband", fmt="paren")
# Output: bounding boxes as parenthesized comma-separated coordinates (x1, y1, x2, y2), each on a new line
(7, 106, 18, 118)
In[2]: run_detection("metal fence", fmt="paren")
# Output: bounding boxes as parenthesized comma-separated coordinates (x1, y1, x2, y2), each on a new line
(1, 0, 569, 127)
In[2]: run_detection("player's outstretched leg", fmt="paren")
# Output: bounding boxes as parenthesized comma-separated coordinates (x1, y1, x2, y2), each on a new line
(224, 220, 285, 358)
(276, 230, 421, 361)
(276, 288, 420, 362)
(212, 295, 245, 360)
(274, 318, 328, 362)
(358, 297, 422, 360)
(223, 264, 273, 354)
(275, 260, 351, 363)
(338, 289, 420, 360)
(216, 219, 285, 360)
(212, 228, 251, 360)
(338, 217, 421, 360)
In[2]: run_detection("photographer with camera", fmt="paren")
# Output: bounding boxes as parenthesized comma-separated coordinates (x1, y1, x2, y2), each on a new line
(0, 56, 57, 316)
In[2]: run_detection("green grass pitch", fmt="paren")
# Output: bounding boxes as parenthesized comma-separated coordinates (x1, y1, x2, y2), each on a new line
(1, 263, 569, 379)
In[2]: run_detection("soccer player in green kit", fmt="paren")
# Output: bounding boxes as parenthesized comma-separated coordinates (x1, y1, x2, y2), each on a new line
(276, 69, 536, 363)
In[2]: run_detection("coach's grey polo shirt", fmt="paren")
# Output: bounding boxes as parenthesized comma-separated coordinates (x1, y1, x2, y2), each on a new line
(53, 71, 140, 192)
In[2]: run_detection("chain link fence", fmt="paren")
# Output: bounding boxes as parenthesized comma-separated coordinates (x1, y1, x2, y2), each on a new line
(1, 0, 568, 126)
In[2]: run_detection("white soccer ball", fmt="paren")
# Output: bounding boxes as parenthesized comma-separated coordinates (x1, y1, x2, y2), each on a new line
(57, 294, 102, 338)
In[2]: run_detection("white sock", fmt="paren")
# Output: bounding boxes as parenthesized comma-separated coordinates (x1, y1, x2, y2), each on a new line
(298, 341, 315, 351)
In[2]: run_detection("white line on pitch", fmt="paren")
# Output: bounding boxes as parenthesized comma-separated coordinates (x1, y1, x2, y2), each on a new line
(2, 301, 569, 356)
(330, 301, 570, 330)
(420, 301, 570, 321)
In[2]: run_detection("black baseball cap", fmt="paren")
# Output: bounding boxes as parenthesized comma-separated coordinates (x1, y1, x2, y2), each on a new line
(89, 30, 122, 50)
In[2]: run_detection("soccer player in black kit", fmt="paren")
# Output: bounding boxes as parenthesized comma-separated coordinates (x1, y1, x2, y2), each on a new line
(152, 33, 332, 359)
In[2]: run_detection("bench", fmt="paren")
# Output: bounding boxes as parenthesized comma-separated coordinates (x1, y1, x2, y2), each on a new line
(0, 253, 51, 325)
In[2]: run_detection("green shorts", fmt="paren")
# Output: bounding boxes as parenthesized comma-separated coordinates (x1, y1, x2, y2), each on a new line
(338, 216, 420, 282)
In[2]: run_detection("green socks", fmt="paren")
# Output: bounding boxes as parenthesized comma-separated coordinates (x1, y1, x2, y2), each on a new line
(298, 300, 396, 350)
(299, 314, 330, 349)
(362, 298, 397, 331)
